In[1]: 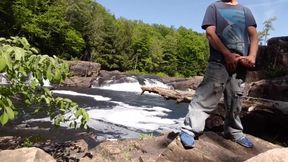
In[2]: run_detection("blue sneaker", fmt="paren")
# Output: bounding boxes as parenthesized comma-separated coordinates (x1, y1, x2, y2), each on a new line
(236, 136, 254, 148)
(179, 131, 195, 148)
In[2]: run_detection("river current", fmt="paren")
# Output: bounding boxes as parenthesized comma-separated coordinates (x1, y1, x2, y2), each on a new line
(38, 79, 189, 139)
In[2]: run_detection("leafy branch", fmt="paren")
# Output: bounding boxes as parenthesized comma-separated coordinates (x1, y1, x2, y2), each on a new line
(0, 37, 89, 128)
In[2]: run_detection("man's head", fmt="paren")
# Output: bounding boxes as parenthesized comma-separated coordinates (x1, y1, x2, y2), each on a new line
(221, 0, 238, 4)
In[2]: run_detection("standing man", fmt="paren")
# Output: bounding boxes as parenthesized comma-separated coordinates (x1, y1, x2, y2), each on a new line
(180, 0, 258, 148)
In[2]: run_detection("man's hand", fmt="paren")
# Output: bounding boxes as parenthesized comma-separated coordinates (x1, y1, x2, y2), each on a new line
(224, 53, 241, 72)
(239, 56, 256, 69)
(245, 55, 256, 65)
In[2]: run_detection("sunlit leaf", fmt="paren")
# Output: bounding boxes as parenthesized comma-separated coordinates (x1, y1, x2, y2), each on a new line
(14, 47, 25, 61)
(0, 113, 8, 125)
(46, 64, 52, 80)
(5, 106, 14, 120)
(54, 68, 61, 82)
(30, 48, 38, 54)
(3, 52, 12, 69)
(0, 55, 7, 72)
(19, 37, 30, 49)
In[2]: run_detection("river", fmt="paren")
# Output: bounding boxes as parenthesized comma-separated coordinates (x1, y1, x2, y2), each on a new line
(47, 79, 189, 139)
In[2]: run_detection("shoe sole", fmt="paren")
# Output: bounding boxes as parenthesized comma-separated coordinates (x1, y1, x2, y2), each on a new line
(177, 136, 195, 149)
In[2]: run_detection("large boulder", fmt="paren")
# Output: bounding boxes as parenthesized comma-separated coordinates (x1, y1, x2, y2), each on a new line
(244, 148, 288, 162)
(68, 61, 101, 77)
(64, 76, 94, 88)
(244, 37, 288, 101)
(0, 147, 56, 162)
(63, 61, 101, 87)
(158, 132, 281, 162)
(247, 75, 288, 101)
(265, 36, 288, 70)
(246, 36, 288, 82)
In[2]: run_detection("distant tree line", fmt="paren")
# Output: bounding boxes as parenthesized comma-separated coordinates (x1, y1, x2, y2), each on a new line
(0, 0, 209, 77)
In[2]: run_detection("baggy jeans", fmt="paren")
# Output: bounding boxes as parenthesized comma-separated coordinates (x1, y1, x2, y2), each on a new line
(181, 62, 245, 140)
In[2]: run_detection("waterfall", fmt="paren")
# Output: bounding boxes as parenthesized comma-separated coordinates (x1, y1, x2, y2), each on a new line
(91, 75, 172, 93)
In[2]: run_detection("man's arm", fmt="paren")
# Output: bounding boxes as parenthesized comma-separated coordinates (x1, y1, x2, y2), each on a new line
(247, 26, 258, 64)
(239, 26, 258, 68)
(206, 26, 241, 72)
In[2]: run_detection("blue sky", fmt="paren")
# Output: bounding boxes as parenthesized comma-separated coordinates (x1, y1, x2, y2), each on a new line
(97, 0, 287, 38)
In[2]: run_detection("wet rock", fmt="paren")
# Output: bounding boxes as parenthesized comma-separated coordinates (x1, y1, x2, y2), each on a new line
(91, 70, 170, 88)
(91, 70, 133, 87)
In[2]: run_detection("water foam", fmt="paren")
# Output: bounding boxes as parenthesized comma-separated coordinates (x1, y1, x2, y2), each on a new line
(52, 90, 111, 101)
(88, 100, 183, 131)
(95, 82, 143, 93)
(94, 77, 171, 93)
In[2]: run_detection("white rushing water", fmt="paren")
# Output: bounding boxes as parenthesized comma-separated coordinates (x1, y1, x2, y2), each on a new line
(95, 82, 144, 93)
(52, 90, 111, 101)
(88, 101, 182, 132)
(50, 83, 185, 138)
(27, 77, 186, 139)
(52, 89, 183, 132)
(93, 77, 172, 93)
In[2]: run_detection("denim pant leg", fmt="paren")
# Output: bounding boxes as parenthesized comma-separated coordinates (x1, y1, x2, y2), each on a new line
(181, 62, 229, 137)
(223, 74, 245, 140)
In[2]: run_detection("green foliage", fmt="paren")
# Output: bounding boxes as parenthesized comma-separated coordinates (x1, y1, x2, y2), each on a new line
(176, 27, 208, 76)
(0, 0, 209, 77)
(22, 135, 47, 147)
(0, 37, 89, 127)
(126, 70, 147, 75)
(127, 70, 168, 78)
(154, 72, 168, 78)
(1, 0, 85, 59)
(138, 133, 154, 141)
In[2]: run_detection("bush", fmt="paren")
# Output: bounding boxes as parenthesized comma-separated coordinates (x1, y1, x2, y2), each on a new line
(0, 37, 89, 128)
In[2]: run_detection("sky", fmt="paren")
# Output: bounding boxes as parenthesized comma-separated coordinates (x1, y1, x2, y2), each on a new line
(96, 0, 287, 38)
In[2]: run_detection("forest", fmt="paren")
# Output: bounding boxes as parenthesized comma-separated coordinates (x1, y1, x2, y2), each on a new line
(0, 0, 209, 77)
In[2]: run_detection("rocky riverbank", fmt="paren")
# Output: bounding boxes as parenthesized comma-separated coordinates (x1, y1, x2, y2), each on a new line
(1, 121, 287, 162)
(0, 121, 176, 162)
